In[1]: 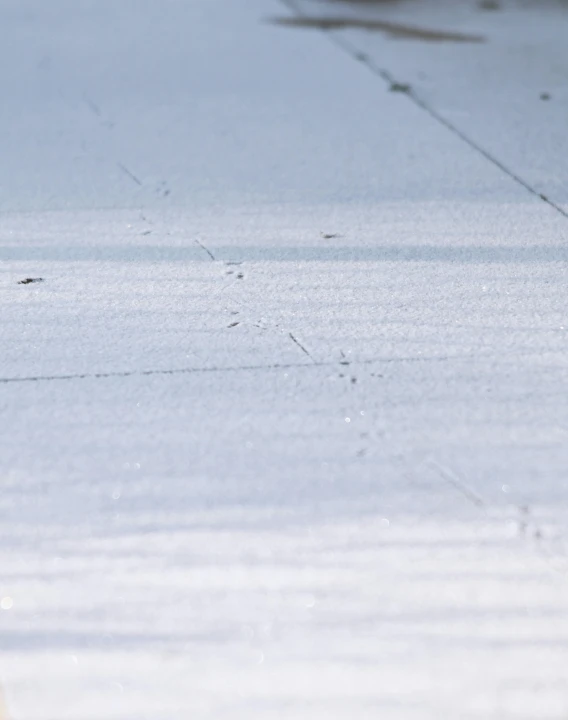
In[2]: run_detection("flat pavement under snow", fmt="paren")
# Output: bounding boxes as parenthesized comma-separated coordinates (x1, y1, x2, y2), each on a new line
(1, 1, 568, 718)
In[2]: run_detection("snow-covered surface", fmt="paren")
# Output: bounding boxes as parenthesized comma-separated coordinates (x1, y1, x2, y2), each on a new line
(2, 0, 568, 717)
(288, 0, 568, 210)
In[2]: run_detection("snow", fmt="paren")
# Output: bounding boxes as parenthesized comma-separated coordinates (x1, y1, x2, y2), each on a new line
(1, 0, 568, 717)
(289, 0, 568, 209)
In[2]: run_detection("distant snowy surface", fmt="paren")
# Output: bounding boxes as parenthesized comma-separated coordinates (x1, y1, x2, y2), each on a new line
(1, 0, 568, 718)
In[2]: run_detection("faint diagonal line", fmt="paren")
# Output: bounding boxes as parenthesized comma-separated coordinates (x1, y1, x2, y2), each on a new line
(195, 238, 216, 261)
(288, 332, 315, 361)
(429, 460, 486, 509)
(117, 162, 143, 187)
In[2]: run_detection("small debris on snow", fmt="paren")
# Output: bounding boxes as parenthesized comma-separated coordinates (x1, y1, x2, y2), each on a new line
(18, 277, 44, 285)
(389, 82, 411, 94)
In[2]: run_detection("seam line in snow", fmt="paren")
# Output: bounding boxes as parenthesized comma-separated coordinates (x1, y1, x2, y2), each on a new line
(0, 354, 464, 385)
(117, 162, 143, 187)
(429, 460, 486, 509)
(195, 239, 216, 261)
(288, 332, 316, 361)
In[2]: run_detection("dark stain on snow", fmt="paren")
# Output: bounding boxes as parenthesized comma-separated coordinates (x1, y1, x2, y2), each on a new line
(268, 16, 485, 43)
(389, 81, 411, 93)
(18, 277, 44, 285)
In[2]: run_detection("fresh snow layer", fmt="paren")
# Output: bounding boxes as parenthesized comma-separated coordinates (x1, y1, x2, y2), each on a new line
(1, 0, 568, 718)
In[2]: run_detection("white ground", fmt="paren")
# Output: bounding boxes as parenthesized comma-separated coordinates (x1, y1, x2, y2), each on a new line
(1, 0, 568, 718)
